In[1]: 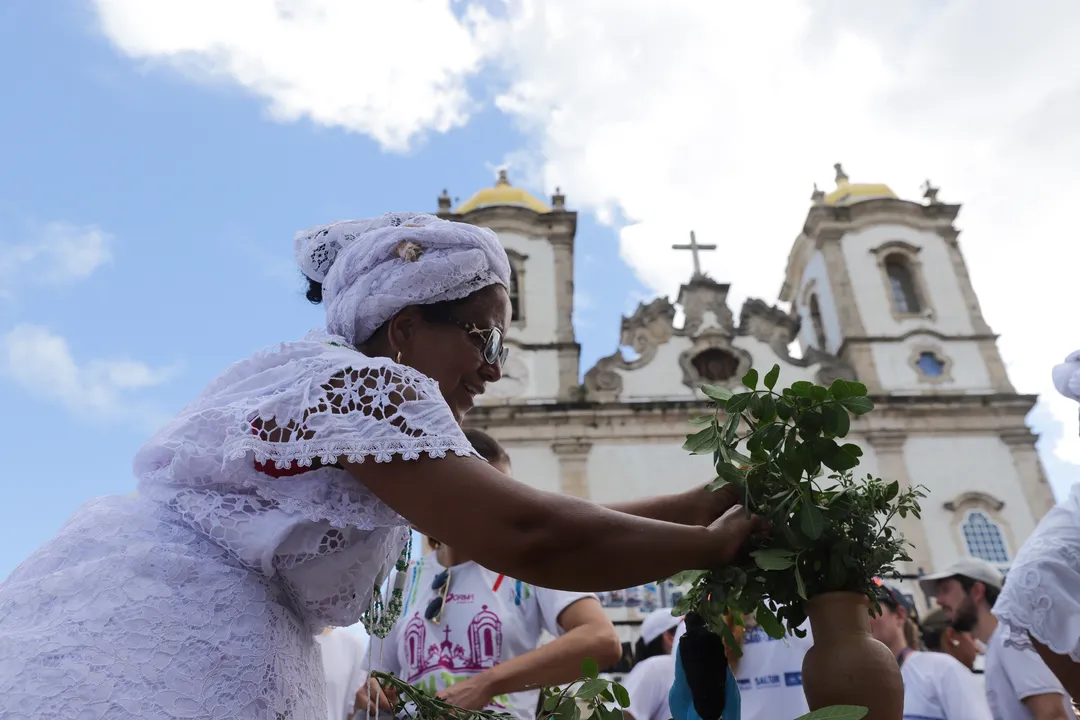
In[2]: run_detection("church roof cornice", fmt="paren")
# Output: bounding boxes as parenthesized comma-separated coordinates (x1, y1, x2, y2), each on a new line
(438, 205, 578, 240)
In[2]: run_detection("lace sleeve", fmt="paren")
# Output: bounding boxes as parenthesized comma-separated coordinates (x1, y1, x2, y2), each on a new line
(135, 339, 478, 629)
(995, 490, 1080, 663)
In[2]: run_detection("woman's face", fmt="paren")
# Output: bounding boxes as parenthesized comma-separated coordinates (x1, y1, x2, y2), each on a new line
(868, 603, 905, 647)
(404, 284, 511, 423)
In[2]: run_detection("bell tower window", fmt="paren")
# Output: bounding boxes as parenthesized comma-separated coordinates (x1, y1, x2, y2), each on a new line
(509, 266, 521, 322)
(808, 294, 827, 349)
(884, 254, 922, 315)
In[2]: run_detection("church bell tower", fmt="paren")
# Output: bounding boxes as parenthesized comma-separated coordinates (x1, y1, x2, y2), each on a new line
(437, 171, 580, 403)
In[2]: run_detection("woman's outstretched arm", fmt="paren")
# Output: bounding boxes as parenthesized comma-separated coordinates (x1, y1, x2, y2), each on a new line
(348, 454, 763, 592)
(604, 483, 740, 527)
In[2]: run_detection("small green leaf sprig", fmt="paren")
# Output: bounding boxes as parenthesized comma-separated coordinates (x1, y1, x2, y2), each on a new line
(371, 661, 867, 720)
(676, 365, 925, 651)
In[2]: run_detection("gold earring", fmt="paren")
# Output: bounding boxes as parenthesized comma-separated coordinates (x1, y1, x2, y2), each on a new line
(395, 351, 403, 364)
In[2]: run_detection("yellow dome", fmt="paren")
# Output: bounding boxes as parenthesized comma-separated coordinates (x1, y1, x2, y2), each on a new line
(454, 170, 551, 214)
(822, 163, 896, 206)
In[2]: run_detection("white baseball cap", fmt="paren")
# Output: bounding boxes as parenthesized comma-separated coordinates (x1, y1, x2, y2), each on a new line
(640, 608, 683, 645)
(917, 557, 1005, 600)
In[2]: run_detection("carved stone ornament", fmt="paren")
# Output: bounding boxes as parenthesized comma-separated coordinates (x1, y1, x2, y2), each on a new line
(679, 331, 753, 391)
(582, 297, 677, 402)
(677, 277, 736, 336)
(739, 299, 800, 354)
(943, 491, 1005, 513)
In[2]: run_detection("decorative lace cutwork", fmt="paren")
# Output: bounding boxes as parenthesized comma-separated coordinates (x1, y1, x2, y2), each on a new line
(995, 486, 1080, 663)
(0, 337, 478, 719)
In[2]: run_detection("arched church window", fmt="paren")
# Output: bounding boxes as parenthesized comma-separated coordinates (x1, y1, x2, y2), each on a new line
(692, 349, 739, 383)
(884, 255, 921, 315)
(808, 294, 827, 349)
(508, 265, 522, 322)
(962, 510, 1010, 565)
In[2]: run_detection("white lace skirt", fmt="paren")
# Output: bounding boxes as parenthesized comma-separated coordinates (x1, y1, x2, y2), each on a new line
(995, 483, 1080, 662)
(0, 495, 328, 720)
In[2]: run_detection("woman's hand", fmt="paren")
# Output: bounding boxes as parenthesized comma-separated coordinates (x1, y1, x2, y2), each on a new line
(704, 504, 769, 567)
(354, 677, 396, 715)
(691, 482, 741, 528)
(435, 674, 496, 711)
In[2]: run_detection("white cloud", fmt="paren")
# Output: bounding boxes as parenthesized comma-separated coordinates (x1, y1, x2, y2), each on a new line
(0, 223, 113, 294)
(90, 0, 1080, 494)
(0, 325, 176, 425)
(91, 0, 488, 152)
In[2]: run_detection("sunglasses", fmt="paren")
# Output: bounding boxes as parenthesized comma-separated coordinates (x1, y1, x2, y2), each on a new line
(425, 568, 452, 624)
(430, 316, 509, 367)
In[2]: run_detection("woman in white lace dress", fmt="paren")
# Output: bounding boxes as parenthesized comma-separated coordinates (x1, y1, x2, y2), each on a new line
(994, 350, 1080, 698)
(0, 213, 763, 720)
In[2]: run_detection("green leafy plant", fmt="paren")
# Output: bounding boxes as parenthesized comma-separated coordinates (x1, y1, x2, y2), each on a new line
(371, 661, 866, 720)
(675, 366, 925, 651)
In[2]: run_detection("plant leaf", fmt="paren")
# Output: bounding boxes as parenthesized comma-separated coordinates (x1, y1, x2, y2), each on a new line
(883, 480, 900, 502)
(742, 368, 759, 390)
(701, 384, 734, 402)
(799, 501, 824, 540)
(682, 425, 719, 455)
(828, 378, 853, 400)
(790, 381, 814, 398)
(794, 706, 869, 720)
(751, 548, 796, 571)
(581, 657, 599, 680)
(755, 602, 786, 639)
(795, 565, 807, 599)
(705, 476, 730, 492)
(612, 683, 631, 709)
(726, 392, 754, 414)
(840, 396, 875, 415)
(763, 364, 780, 390)
(687, 414, 714, 426)
(574, 679, 608, 699)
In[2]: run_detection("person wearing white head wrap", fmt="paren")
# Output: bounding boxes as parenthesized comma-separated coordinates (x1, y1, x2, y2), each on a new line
(0, 212, 765, 720)
(990, 349, 1080, 709)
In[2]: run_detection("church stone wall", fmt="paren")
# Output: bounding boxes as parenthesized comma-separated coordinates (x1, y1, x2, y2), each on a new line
(502, 444, 562, 494)
(840, 224, 975, 337)
(870, 337, 995, 393)
(585, 441, 715, 504)
(794, 250, 844, 355)
(903, 434, 1037, 572)
(498, 231, 559, 345)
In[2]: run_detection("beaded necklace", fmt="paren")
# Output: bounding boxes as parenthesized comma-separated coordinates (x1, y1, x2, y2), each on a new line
(361, 533, 413, 638)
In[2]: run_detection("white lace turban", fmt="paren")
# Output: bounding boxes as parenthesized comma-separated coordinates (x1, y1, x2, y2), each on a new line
(1053, 350, 1080, 402)
(295, 212, 511, 344)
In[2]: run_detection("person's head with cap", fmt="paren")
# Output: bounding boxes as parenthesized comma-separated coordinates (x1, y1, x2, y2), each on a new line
(920, 608, 979, 670)
(296, 212, 512, 423)
(917, 557, 1004, 640)
(868, 578, 921, 656)
(635, 608, 683, 663)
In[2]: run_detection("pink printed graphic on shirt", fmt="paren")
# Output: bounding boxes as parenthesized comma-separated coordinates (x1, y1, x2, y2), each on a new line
(403, 605, 504, 682)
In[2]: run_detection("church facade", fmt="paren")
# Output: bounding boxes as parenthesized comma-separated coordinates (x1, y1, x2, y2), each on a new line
(438, 166, 1055, 618)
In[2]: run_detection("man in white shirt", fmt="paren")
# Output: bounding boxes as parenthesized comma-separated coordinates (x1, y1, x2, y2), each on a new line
(315, 627, 368, 720)
(621, 610, 684, 720)
(920, 558, 1073, 720)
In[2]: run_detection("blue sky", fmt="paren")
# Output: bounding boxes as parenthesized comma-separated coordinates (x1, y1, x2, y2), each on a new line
(0, 2, 648, 578)
(3, 1, 1080, 580)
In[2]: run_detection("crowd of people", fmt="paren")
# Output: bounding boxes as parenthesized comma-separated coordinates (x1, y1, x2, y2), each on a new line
(1, 211, 1079, 720)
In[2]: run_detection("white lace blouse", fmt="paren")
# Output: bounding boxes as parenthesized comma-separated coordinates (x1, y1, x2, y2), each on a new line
(995, 482, 1080, 664)
(0, 333, 478, 720)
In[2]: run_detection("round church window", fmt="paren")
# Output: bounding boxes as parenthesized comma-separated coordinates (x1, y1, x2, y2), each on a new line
(692, 348, 740, 382)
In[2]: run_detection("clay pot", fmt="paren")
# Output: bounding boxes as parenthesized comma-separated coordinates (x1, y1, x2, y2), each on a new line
(801, 591, 904, 720)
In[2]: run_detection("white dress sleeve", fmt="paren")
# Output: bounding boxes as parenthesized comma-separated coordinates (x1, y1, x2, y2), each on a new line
(133, 334, 478, 629)
(994, 483, 1080, 663)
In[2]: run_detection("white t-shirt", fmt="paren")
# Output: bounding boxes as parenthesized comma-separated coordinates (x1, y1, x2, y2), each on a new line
(315, 628, 368, 720)
(367, 553, 592, 720)
(899, 651, 992, 720)
(622, 654, 676, 720)
(734, 623, 813, 720)
(984, 624, 1072, 720)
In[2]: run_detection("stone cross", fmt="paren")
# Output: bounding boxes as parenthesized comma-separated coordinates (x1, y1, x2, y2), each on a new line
(672, 231, 717, 278)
